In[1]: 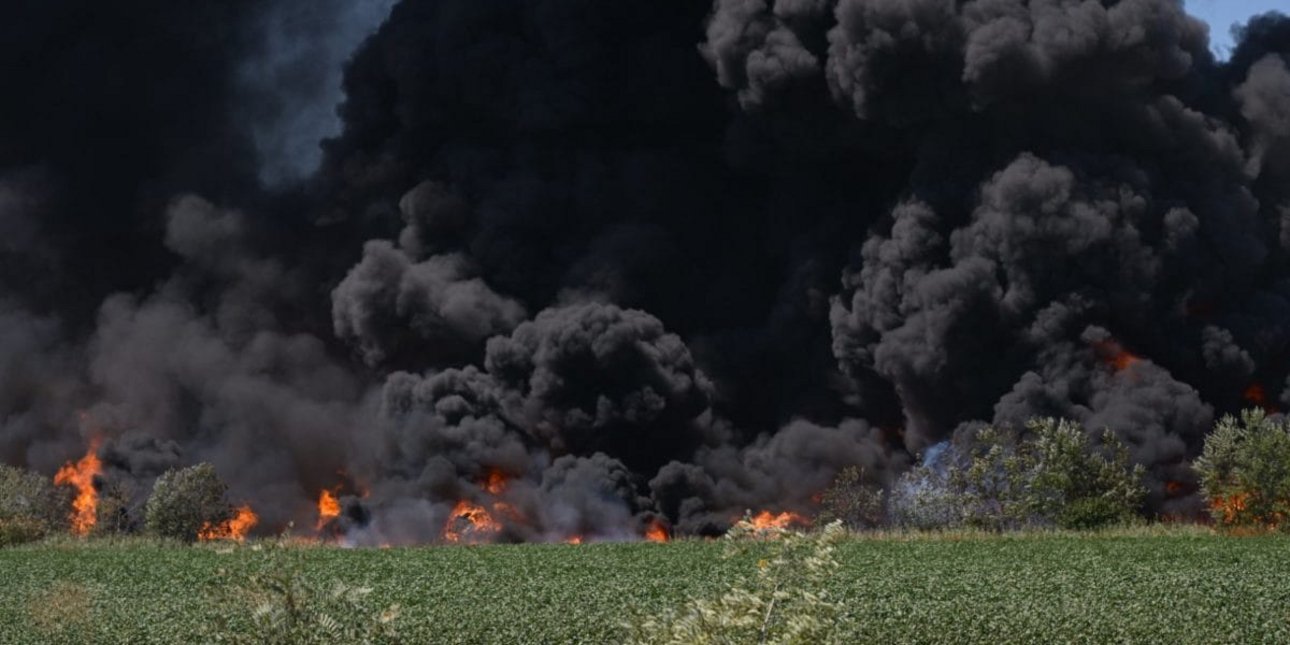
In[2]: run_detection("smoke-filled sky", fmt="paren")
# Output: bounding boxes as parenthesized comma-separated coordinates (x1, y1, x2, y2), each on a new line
(2, 0, 1289, 543)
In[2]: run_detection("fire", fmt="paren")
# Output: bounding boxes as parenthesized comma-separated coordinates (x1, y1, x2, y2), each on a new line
(198, 505, 259, 542)
(54, 440, 102, 537)
(747, 510, 808, 531)
(1243, 383, 1279, 412)
(644, 519, 669, 543)
(1244, 383, 1267, 406)
(564, 535, 584, 545)
(1093, 338, 1141, 372)
(1209, 492, 1249, 525)
(1165, 480, 1185, 495)
(483, 469, 508, 495)
(317, 489, 341, 530)
(442, 500, 502, 543)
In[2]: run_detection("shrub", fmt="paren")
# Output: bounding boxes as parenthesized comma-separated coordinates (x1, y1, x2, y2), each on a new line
(1194, 409, 1290, 529)
(203, 542, 403, 645)
(887, 464, 963, 530)
(887, 418, 1146, 531)
(0, 516, 48, 547)
(814, 467, 884, 530)
(1022, 418, 1146, 530)
(93, 479, 137, 536)
(949, 425, 1030, 530)
(145, 463, 234, 542)
(626, 517, 845, 644)
(0, 464, 67, 544)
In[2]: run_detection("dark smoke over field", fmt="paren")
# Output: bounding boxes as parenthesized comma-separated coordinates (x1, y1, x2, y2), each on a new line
(2, 1, 1288, 541)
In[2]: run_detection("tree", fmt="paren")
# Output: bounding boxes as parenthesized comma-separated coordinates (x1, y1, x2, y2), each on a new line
(886, 418, 1146, 531)
(814, 467, 884, 531)
(1194, 409, 1290, 529)
(0, 464, 67, 545)
(145, 463, 234, 542)
(1020, 418, 1145, 530)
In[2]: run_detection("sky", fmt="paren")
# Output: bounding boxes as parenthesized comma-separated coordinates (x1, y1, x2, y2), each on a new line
(1187, 0, 1288, 58)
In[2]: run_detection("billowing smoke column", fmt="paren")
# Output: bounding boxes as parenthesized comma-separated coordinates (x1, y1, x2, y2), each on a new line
(1, 0, 1288, 541)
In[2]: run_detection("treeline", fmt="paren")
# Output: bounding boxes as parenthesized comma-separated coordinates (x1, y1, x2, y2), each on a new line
(7, 410, 1290, 545)
(819, 410, 1290, 533)
(1, 462, 244, 545)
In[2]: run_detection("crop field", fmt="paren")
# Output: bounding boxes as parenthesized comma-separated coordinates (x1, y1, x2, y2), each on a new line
(3, 529, 1290, 643)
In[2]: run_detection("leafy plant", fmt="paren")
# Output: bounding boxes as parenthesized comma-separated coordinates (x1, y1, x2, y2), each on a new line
(145, 463, 234, 542)
(626, 516, 845, 645)
(1021, 418, 1146, 529)
(0, 464, 67, 544)
(1194, 409, 1290, 529)
(815, 467, 884, 530)
(888, 418, 1145, 531)
(887, 463, 963, 530)
(205, 542, 403, 645)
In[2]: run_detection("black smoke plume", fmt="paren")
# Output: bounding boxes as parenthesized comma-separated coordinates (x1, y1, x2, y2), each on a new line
(2, 0, 1288, 542)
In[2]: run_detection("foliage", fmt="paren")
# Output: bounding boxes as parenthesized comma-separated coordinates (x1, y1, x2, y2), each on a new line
(206, 543, 403, 645)
(890, 419, 1145, 531)
(814, 467, 884, 531)
(0, 516, 48, 547)
(1194, 409, 1290, 529)
(626, 517, 845, 645)
(4, 530, 1290, 642)
(145, 463, 234, 542)
(0, 464, 67, 544)
(887, 464, 964, 530)
(1021, 418, 1146, 530)
(948, 425, 1031, 530)
(94, 479, 137, 536)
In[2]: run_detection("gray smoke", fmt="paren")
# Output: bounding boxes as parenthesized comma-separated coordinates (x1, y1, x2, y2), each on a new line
(2, 1, 1289, 541)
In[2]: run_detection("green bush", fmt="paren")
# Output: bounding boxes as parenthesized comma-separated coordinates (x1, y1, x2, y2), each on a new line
(145, 463, 234, 542)
(1194, 409, 1290, 529)
(815, 466, 884, 530)
(0, 516, 48, 547)
(891, 418, 1145, 531)
(1022, 418, 1146, 530)
(949, 426, 1030, 530)
(0, 464, 67, 543)
(626, 517, 845, 645)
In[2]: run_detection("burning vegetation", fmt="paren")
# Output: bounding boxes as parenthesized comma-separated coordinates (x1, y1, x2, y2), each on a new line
(197, 505, 259, 542)
(316, 489, 341, 531)
(3, 1, 1290, 548)
(53, 441, 101, 537)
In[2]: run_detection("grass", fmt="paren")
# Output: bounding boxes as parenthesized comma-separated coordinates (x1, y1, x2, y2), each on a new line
(2, 527, 1289, 643)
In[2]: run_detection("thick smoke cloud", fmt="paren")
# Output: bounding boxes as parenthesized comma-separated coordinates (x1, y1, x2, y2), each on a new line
(2, 1, 1289, 540)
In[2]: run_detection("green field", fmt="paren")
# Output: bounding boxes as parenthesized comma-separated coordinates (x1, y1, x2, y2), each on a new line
(2, 529, 1289, 643)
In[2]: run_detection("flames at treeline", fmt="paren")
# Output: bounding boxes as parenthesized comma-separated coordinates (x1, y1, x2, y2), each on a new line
(317, 489, 341, 531)
(53, 440, 101, 537)
(197, 506, 259, 542)
(6, 2, 1290, 544)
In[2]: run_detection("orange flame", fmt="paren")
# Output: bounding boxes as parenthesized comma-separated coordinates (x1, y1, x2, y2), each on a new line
(199, 505, 259, 542)
(747, 510, 808, 531)
(1210, 492, 1249, 525)
(1243, 383, 1279, 413)
(317, 489, 341, 530)
(644, 519, 670, 543)
(1094, 339, 1141, 372)
(483, 469, 508, 495)
(54, 440, 102, 536)
(564, 535, 584, 545)
(442, 500, 502, 543)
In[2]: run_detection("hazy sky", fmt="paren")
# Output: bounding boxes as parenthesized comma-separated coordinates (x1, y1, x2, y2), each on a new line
(1186, 0, 1287, 58)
